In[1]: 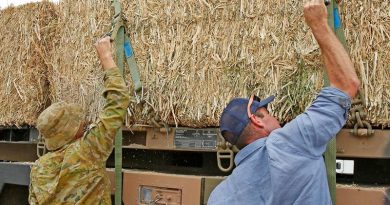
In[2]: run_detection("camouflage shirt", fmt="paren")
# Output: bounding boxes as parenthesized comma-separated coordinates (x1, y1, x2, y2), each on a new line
(29, 68, 130, 205)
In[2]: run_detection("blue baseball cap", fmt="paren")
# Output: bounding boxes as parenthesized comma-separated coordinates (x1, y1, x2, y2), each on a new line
(220, 95, 275, 145)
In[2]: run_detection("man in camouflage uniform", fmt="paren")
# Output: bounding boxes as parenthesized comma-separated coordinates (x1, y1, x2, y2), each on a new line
(29, 36, 130, 205)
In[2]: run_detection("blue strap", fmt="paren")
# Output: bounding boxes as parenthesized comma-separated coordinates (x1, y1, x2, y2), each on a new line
(333, 8, 341, 29)
(124, 36, 142, 92)
(124, 41, 133, 58)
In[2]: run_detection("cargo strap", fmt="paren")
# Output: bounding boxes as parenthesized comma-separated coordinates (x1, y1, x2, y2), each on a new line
(106, 3, 142, 94)
(323, 1, 346, 204)
(108, 0, 143, 205)
(111, 0, 124, 203)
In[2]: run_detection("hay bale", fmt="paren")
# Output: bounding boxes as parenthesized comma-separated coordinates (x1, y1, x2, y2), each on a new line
(342, 0, 390, 127)
(0, 2, 57, 126)
(125, 0, 390, 127)
(48, 0, 112, 123)
(47, 0, 389, 128)
(122, 0, 324, 127)
(47, 0, 322, 127)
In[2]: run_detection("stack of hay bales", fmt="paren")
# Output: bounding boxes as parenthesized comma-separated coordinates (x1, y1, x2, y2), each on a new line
(123, 0, 326, 127)
(119, 0, 389, 127)
(49, 0, 325, 127)
(0, 2, 57, 126)
(1, 0, 389, 128)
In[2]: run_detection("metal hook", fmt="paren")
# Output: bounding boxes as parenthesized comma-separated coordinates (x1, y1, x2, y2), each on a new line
(134, 86, 144, 104)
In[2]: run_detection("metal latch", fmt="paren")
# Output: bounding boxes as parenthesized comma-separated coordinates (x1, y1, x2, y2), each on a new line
(138, 185, 181, 205)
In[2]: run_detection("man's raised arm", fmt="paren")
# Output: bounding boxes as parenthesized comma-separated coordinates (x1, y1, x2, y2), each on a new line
(83, 36, 130, 160)
(304, 0, 360, 98)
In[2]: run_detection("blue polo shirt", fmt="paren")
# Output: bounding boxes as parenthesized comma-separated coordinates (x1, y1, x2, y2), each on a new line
(208, 87, 351, 205)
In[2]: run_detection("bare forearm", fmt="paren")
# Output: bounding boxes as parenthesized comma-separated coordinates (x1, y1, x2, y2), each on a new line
(100, 55, 116, 70)
(304, 0, 360, 98)
(312, 25, 360, 98)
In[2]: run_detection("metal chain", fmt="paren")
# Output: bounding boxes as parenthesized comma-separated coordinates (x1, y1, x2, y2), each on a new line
(349, 90, 374, 136)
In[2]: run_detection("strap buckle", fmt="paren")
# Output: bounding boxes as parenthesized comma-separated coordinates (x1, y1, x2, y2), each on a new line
(109, 13, 125, 40)
(36, 134, 46, 158)
(108, 0, 126, 38)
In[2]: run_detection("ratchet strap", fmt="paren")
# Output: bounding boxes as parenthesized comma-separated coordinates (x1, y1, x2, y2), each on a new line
(108, 0, 143, 205)
(324, 1, 348, 204)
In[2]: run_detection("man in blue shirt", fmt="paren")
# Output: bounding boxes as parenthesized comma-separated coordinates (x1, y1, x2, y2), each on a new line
(208, 0, 360, 204)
